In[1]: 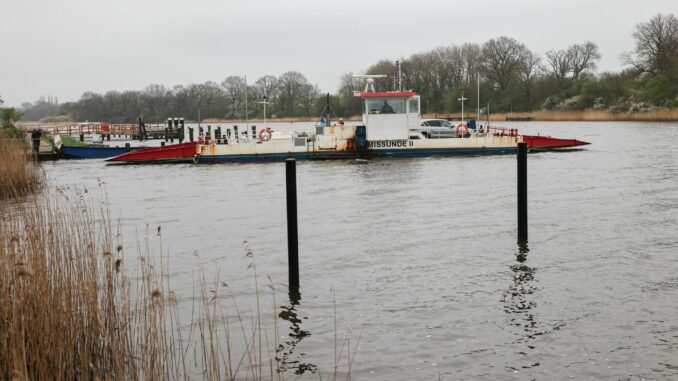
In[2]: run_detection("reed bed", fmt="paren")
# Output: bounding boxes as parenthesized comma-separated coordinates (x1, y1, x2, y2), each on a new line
(425, 109, 678, 121)
(0, 137, 41, 200)
(530, 109, 678, 121)
(0, 186, 356, 380)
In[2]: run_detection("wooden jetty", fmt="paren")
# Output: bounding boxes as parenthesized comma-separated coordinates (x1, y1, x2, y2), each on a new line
(16, 122, 181, 140)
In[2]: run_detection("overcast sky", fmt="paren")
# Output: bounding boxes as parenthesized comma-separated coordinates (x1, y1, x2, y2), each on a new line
(1, 0, 676, 106)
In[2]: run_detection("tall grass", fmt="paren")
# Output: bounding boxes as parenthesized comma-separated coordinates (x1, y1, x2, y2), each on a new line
(0, 137, 41, 200)
(0, 187, 357, 380)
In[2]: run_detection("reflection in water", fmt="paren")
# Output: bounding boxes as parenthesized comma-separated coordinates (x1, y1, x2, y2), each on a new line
(502, 241, 539, 344)
(501, 242, 541, 370)
(278, 291, 318, 375)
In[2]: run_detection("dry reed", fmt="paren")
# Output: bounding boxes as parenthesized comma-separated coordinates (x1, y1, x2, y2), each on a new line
(0, 137, 41, 200)
(0, 185, 357, 380)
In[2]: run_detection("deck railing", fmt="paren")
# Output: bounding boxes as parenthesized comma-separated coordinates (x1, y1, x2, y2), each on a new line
(16, 122, 169, 137)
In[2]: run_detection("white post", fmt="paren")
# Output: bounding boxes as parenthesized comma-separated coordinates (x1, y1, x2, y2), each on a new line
(244, 75, 249, 130)
(477, 75, 480, 122)
(259, 97, 270, 131)
(457, 91, 467, 122)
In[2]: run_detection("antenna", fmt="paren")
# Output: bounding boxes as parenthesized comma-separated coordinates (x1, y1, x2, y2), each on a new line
(352, 74, 388, 93)
(396, 60, 402, 92)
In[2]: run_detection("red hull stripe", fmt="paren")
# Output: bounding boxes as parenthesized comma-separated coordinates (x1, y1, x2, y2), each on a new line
(521, 135, 590, 148)
(106, 142, 197, 162)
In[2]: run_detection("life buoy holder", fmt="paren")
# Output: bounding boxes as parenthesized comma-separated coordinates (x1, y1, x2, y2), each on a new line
(259, 128, 272, 142)
(455, 124, 468, 137)
(192, 154, 200, 164)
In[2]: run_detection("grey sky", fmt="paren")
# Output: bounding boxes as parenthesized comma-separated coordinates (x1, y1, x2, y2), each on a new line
(1, 0, 676, 107)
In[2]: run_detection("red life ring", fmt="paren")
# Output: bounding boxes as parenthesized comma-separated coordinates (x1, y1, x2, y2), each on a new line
(455, 124, 468, 137)
(259, 128, 272, 142)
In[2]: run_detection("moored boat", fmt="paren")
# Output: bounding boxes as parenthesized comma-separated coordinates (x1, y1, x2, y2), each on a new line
(192, 90, 588, 163)
(107, 89, 589, 164)
(106, 141, 198, 164)
(54, 134, 145, 159)
(62, 145, 135, 159)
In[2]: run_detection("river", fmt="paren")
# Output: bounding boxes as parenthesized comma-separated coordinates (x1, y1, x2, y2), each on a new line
(43, 121, 678, 380)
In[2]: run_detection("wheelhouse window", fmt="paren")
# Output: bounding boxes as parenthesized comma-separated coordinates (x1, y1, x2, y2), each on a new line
(366, 99, 406, 114)
(408, 97, 420, 114)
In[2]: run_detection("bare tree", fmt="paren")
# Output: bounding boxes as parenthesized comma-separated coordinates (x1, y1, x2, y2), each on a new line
(569, 41, 601, 80)
(142, 84, 172, 121)
(545, 49, 572, 88)
(338, 72, 358, 96)
(221, 76, 246, 118)
(625, 13, 678, 75)
(366, 59, 396, 92)
(299, 83, 320, 116)
(518, 50, 542, 109)
(480, 36, 527, 91)
(337, 72, 362, 116)
(255, 75, 278, 98)
(461, 43, 482, 84)
(198, 81, 225, 118)
(277, 71, 309, 117)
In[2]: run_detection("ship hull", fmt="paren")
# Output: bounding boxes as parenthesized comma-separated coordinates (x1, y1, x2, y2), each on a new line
(198, 146, 518, 163)
(522, 135, 590, 149)
(62, 146, 133, 159)
(106, 142, 197, 163)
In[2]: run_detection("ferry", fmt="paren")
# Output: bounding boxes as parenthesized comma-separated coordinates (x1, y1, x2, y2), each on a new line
(107, 90, 588, 164)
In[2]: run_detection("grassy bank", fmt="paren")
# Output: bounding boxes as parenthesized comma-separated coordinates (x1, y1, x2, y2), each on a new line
(0, 137, 41, 200)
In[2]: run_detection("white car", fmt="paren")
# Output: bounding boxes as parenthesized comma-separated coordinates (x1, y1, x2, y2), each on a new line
(413, 119, 458, 138)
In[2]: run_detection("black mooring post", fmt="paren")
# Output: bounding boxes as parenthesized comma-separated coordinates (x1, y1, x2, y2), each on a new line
(517, 142, 528, 242)
(286, 158, 299, 292)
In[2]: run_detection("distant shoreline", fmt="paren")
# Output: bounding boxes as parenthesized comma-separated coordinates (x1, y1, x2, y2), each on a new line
(16, 109, 678, 128)
(184, 109, 678, 123)
(422, 109, 678, 122)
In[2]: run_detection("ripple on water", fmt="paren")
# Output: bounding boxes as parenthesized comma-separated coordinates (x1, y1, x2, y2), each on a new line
(42, 121, 678, 380)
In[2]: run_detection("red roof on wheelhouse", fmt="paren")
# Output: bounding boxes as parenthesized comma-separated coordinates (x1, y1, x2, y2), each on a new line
(358, 91, 417, 97)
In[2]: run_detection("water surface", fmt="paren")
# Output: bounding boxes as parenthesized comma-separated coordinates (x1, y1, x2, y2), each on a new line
(44, 121, 678, 380)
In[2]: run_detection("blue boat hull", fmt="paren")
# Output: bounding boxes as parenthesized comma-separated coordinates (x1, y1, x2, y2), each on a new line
(62, 146, 131, 159)
(197, 146, 518, 163)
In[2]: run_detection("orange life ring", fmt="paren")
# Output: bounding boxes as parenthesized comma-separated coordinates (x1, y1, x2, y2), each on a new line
(455, 124, 468, 137)
(259, 128, 272, 142)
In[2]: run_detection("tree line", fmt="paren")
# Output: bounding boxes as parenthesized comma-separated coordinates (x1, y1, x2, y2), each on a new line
(15, 72, 321, 123)
(12, 13, 678, 122)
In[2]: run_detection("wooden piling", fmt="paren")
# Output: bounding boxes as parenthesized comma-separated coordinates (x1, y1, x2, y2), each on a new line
(286, 158, 299, 292)
(517, 142, 528, 242)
